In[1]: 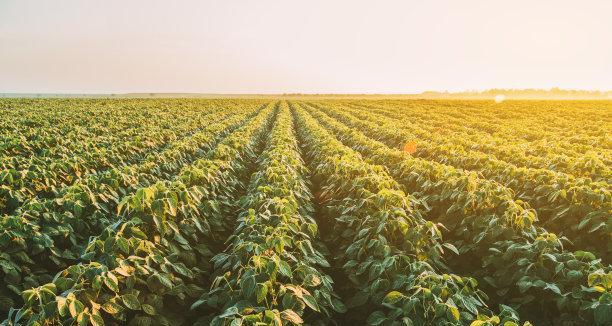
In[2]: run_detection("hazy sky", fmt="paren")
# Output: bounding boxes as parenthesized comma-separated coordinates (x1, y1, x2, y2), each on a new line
(1, 0, 610, 93)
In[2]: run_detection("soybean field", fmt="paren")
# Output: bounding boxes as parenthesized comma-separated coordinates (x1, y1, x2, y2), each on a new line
(0, 98, 610, 326)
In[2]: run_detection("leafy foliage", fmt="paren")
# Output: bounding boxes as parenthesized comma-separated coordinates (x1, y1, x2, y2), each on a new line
(300, 100, 611, 325)
(1, 98, 609, 326)
(192, 104, 344, 325)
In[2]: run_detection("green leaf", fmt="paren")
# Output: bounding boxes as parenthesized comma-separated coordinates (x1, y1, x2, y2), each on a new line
(41, 283, 57, 294)
(303, 274, 321, 287)
(117, 196, 130, 214)
(517, 280, 532, 293)
(147, 273, 173, 291)
(57, 296, 68, 316)
(142, 304, 156, 315)
(21, 289, 36, 304)
(447, 304, 460, 321)
(166, 197, 178, 217)
(302, 294, 319, 312)
(443, 243, 459, 255)
(116, 237, 130, 255)
(68, 299, 84, 318)
(153, 214, 165, 235)
(104, 272, 119, 292)
(256, 283, 268, 303)
(278, 260, 292, 278)
(219, 306, 239, 318)
(544, 283, 561, 295)
(77, 312, 90, 326)
(102, 300, 122, 315)
(121, 294, 141, 310)
(91, 275, 102, 291)
(402, 317, 413, 326)
(594, 303, 612, 325)
(383, 291, 404, 305)
(366, 311, 386, 325)
(577, 217, 590, 230)
(90, 314, 105, 326)
(280, 309, 304, 324)
(241, 275, 257, 298)
(331, 297, 347, 313)
(347, 291, 369, 307)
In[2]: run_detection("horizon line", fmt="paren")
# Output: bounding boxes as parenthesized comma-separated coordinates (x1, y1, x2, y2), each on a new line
(2, 88, 612, 96)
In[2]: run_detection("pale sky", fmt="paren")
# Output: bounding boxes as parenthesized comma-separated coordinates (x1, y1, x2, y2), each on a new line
(0, 0, 610, 94)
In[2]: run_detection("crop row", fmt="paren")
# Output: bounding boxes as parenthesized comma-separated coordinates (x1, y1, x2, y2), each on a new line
(313, 102, 611, 259)
(291, 103, 526, 325)
(362, 100, 610, 150)
(0, 103, 264, 316)
(0, 101, 262, 216)
(0, 99, 255, 159)
(349, 101, 610, 181)
(191, 103, 345, 325)
(298, 102, 610, 325)
(1, 99, 608, 326)
(2, 102, 277, 325)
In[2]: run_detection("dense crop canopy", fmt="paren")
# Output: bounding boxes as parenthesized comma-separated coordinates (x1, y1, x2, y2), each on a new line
(0, 98, 609, 325)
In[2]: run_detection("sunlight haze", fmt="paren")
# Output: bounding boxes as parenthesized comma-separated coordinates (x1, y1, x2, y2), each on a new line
(1, 0, 610, 93)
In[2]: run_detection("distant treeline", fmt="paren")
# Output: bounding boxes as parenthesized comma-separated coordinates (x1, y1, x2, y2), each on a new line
(2, 88, 611, 99)
(419, 88, 612, 99)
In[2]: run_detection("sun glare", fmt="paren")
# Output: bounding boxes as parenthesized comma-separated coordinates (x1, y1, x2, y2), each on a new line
(402, 141, 417, 154)
(495, 95, 506, 103)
